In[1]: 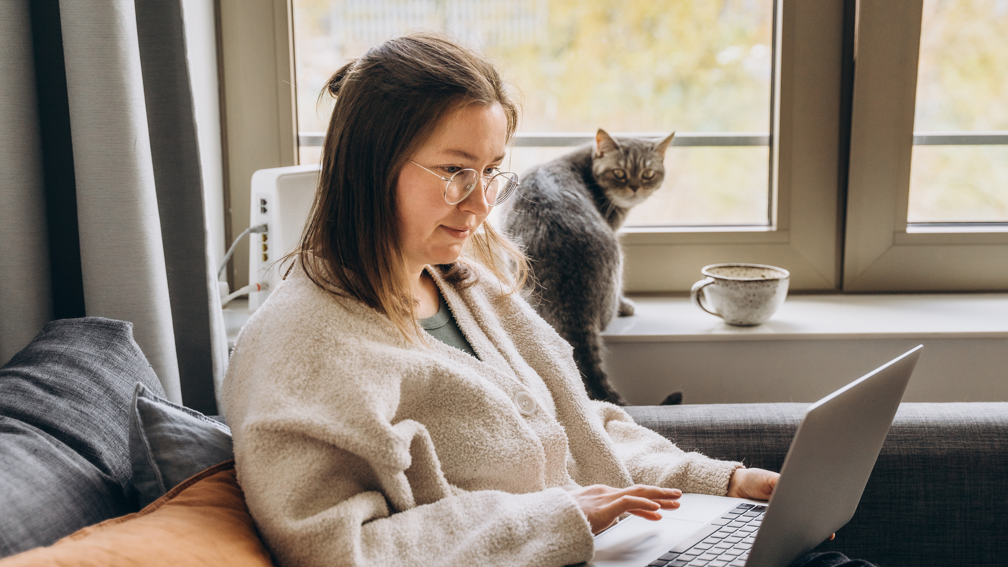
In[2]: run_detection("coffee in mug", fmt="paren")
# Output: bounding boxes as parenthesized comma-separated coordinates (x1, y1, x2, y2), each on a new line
(690, 263, 790, 326)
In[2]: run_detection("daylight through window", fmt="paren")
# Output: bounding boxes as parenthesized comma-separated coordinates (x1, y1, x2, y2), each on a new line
(292, 0, 776, 227)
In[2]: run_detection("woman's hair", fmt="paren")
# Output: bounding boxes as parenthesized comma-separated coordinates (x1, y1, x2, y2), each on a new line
(296, 32, 528, 341)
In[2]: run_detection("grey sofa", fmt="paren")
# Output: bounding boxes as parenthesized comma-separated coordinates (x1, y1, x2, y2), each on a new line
(627, 404, 1008, 567)
(1, 318, 1005, 565)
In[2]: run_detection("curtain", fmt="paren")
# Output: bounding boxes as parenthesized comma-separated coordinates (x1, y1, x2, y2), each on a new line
(0, 0, 227, 414)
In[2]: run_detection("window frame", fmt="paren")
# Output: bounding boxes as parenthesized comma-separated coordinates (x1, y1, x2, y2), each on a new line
(843, 0, 1008, 292)
(620, 0, 846, 292)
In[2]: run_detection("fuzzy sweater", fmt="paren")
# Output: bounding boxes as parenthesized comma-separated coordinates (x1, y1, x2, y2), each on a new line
(222, 265, 741, 567)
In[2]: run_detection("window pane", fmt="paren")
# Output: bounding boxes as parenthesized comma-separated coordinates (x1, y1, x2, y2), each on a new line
(498, 145, 769, 226)
(909, 145, 1008, 222)
(293, 0, 774, 226)
(909, 0, 1008, 223)
(623, 146, 769, 226)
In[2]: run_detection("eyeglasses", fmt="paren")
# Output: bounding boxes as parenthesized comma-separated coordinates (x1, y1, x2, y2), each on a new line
(410, 161, 519, 206)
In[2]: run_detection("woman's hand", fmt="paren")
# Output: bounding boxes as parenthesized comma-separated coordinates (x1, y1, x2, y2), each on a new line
(567, 484, 682, 535)
(726, 469, 835, 540)
(726, 467, 779, 501)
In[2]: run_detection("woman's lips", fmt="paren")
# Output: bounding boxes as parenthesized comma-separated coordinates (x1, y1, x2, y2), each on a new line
(442, 225, 471, 238)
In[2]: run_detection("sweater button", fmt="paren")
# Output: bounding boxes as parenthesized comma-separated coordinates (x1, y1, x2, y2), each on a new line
(514, 391, 537, 416)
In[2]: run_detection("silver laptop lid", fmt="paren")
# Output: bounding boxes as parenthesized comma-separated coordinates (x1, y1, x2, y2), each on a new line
(745, 345, 922, 567)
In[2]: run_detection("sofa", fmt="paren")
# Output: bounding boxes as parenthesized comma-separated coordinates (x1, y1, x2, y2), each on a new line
(0, 318, 1005, 566)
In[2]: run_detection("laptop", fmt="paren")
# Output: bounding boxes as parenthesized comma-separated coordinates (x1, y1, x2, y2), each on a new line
(589, 345, 923, 567)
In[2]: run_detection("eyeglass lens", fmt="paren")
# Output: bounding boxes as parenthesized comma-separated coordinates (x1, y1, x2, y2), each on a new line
(445, 170, 519, 206)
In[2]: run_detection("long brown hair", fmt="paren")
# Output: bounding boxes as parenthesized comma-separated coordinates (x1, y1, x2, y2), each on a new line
(296, 32, 528, 341)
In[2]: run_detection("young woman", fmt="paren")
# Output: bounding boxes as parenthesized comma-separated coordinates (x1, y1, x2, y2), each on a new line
(223, 33, 859, 567)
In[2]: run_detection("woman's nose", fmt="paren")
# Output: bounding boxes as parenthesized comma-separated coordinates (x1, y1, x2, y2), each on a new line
(459, 178, 492, 212)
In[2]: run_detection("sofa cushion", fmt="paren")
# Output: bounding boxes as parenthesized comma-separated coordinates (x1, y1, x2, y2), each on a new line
(0, 461, 274, 567)
(0, 317, 167, 557)
(0, 418, 132, 558)
(130, 383, 234, 508)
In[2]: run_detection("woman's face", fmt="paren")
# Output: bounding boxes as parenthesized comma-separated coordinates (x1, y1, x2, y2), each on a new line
(395, 102, 508, 276)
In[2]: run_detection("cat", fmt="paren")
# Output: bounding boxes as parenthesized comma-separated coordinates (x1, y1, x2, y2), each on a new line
(501, 129, 678, 406)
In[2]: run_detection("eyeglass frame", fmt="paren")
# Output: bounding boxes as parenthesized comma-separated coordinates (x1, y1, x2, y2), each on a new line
(409, 160, 519, 206)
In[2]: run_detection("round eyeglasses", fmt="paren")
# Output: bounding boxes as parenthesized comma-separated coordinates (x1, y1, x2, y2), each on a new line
(410, 161, 519, 206)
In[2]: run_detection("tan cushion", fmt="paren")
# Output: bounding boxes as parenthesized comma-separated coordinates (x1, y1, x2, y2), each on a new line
(0, 461, 273, 566)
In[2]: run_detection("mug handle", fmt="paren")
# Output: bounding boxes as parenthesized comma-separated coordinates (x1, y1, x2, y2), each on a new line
(690, 278, 721, 318)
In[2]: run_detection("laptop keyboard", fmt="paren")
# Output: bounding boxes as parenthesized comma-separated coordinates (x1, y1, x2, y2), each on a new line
(645, 503, 766, 567)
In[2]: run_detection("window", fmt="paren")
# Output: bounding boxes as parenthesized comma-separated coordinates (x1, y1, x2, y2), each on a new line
(294, 0, 774, 228)
(844, 0, 1008, 291)
(288, 1, 847, 292)
(909, 0, 1008, 223)
(225, 1, 1008, 294)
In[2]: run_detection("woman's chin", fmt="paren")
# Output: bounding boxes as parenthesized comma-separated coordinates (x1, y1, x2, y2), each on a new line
(428, 245, 465, 266)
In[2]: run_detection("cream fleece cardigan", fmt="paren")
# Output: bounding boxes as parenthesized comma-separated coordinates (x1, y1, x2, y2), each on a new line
(222, 265, 741, 567)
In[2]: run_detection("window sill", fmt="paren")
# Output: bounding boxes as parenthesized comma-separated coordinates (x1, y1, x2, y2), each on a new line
(603, 293, 1008, 342)
(601, 293, 1008, 405)
(223, 298, 250, 352)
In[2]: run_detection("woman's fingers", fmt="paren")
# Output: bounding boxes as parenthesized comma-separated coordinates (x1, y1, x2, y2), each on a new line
(652, 499, 682, 509)
(569, 484, 683, 534)
(620, 484, 682, 502)
(608, 494, 660, 515)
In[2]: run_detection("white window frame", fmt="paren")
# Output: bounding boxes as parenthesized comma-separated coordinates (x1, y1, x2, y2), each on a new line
(844, 0, 1008, 292)
(620, 0, 846, 293)
(218, 0, 850, 293)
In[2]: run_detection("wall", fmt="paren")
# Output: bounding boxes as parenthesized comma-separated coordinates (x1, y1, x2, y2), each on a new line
(604, 337, 1008, 405)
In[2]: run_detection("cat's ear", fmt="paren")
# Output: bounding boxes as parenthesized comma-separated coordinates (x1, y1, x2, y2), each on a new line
(654, 132, 676, 156)
(594, 129, 620, 158)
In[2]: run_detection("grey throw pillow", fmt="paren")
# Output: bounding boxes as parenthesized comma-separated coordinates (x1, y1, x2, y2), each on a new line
(0, 317, 166, 558)
(0, 418, 132, 556)
(130, 382, 234, 509)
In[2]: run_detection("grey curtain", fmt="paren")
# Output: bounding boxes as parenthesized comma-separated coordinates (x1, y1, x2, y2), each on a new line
(0, 0, 226, 414)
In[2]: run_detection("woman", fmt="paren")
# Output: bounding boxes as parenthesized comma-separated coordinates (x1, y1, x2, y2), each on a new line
(223, 33, 853, 567)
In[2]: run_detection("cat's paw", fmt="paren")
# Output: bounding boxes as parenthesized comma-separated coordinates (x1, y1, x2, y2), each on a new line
(660, 391, 683, 405)
(618, 296, 635, 316)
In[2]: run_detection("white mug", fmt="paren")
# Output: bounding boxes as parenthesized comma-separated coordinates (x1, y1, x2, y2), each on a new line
(691, 263, 790, 326)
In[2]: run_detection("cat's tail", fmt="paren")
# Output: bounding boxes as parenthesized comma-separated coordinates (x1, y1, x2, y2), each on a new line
(565, 325, 628, 406)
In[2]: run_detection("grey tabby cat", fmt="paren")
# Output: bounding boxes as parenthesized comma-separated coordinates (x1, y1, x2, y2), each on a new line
(501, 129, 675, 405)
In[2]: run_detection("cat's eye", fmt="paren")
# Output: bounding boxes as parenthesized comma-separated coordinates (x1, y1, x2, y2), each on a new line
(642, 169, 655, 180)
(612, 169, 626, 180)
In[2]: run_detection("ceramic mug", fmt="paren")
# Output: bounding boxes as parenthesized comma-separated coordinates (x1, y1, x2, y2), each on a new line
(690, 263, 790, 326)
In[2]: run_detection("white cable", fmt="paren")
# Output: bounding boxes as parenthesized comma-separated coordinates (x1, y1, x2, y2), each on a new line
(221, 282, 264, 307)
(218, 223, 268, 279)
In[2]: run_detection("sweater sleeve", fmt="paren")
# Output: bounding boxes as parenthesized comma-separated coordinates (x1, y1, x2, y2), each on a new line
(589, 401, 742, 496)
(234, 415, 595, 567)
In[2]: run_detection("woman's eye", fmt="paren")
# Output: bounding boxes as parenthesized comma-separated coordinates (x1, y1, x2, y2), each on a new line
(440, 166, 462, 175)
(642, 169, 655, 179)
(612, 169, 626, 180)
(485, 167, 502, 177)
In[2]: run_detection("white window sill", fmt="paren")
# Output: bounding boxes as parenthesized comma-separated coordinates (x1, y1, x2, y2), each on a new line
(603, 293, 1008, 342)
(223, 298, 250, 351)
(601, 293, 1008, 405)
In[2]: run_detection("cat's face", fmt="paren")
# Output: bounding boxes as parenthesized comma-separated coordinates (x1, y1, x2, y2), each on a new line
(591, 130, 674, 208)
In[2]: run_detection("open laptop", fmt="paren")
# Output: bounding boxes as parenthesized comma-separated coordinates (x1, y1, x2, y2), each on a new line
(590, 345, 923, 567)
